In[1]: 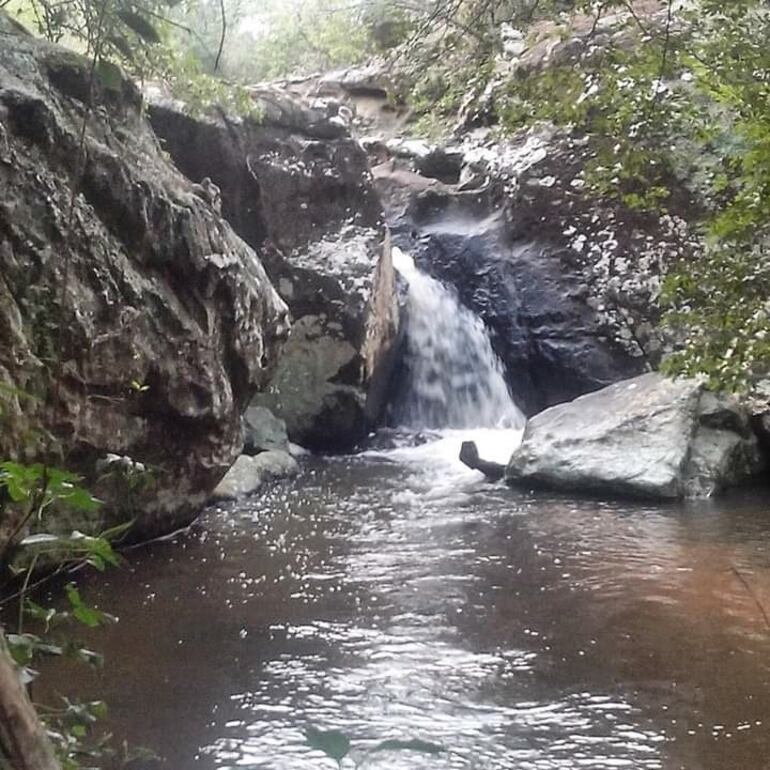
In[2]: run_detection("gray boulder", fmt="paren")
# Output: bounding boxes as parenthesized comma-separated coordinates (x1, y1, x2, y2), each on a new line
(506, 373, 763, 499)
(242, 405, 290, 454)
(211, 451, 299, 501)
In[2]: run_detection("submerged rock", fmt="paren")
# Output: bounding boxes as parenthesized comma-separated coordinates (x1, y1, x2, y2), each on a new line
(211, 451, 299, 501)
(0, 17, 288, 539)
(506, 373, 763, 500)
(149, 96, 401, 451)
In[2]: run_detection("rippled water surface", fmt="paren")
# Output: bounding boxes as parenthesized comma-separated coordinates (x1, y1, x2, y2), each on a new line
(45, 448, 770, 770)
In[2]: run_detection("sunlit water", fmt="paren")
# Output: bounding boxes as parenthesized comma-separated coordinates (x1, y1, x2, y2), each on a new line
(42, 457, 770, 770)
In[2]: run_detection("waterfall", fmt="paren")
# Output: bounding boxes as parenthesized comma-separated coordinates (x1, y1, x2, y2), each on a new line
(390, 247, 525, 431)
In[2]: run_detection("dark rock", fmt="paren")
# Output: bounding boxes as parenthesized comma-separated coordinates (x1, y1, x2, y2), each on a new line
(459, 441, 505, 480)
(362, 427, 441, 451)
(373, 122, 699, 415)
(0, 18, 288, 539)
(148, 92, 401, 451)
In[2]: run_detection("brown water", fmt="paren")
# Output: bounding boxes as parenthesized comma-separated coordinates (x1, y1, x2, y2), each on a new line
(42, 449, 770, 770)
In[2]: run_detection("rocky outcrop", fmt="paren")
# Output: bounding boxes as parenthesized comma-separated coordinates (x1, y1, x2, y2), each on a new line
(363, 113, 704, 416)
(288, 29, 696, 416)
(149, 92, 401, 450)
(506, 373, 763, 500)
(0, 17, 288, 539)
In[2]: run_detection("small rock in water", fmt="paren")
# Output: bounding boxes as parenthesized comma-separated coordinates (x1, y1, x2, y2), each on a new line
(211, 452, 299, 501)
(459, 441, 506, 480)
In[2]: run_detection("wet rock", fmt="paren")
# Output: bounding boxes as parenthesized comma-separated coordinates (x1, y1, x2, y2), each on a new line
(362, 427, 440, 450)
(149, 96, 401, 451)
(211, 451, 299, 501)
(506, 373, 763, 500)
(373, 120, 699, 415)
(242, 405, 290, 454)
(459, 441, 505, 480)
(0, 17, 288, 539)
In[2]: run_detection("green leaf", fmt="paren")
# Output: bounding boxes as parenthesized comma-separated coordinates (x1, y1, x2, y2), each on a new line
(372, 738, 445, 755)
(305, 727, 351, 763)
(65, 584, 106, 628)
(117, 10, 161, 44)
(60, 486, 101, 513)
(95, 59, 124, 92)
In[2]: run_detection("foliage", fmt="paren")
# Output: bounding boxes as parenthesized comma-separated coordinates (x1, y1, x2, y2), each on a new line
(660, 242, 770, 391)
(305, 725, 444, 768)
(0, 461, 133, 769)
(198, 0, 414, 83)
(4, 0, 260, 116)
(397, 0, 770, 391)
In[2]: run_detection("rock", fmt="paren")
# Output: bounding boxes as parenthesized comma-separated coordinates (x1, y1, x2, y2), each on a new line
(148, 97, 402, 451)
(242, 406, 290, 454)
(252, 229, 403, 450)
(211, 451, 299, 501)
(506, 373, 763, 500)
(373, 119, 702, 415)
(0, 17, 289, 539)
(459, 441, 505, 480)
(362, 427, 441, 450)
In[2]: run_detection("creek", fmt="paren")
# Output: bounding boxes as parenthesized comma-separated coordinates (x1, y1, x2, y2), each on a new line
(41, 251, 770, 770)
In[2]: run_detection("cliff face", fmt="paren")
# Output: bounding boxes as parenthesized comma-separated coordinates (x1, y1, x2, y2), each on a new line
(0, 16, 289, 538)
(149, 91, 402, 450)
(286, 53, 694, 416)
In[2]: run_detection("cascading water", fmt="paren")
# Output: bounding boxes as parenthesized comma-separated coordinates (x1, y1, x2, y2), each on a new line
(390, 247, 524, 432)
(377, 247, 525, 476)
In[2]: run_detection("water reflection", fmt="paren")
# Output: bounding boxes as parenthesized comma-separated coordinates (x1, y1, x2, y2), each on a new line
(40, 453, 770, 770)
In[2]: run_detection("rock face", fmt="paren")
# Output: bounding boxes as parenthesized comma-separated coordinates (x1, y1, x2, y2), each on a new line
(0, 18, 289, 539)
(369, 121, 700, 416)
(295, 51, 696, 416)
(149, 92, 401, 450)
(506, 374, 763, 500)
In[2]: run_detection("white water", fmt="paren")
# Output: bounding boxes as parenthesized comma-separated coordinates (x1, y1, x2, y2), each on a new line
(378, 248, 525, 481)
(390, 247, 525, 432)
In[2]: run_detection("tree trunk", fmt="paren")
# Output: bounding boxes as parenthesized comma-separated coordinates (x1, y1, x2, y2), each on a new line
(0, 627, 60, 770)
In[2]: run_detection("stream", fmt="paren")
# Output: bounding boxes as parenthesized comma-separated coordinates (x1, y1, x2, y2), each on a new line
(43, 459, 770, 770)
(41, 250, 770, 770)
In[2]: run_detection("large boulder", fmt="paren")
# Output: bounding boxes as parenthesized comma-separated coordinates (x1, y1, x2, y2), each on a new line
(506, 373, 763, 499)
(149, 93, 401, 450)
(242, 405, 290, 454)
(0, 18, 289, 539)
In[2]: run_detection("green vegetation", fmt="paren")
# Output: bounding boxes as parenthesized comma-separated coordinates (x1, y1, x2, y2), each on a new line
(0, 461, 135, 769)
(398, 0, 770, 392)
(305, 725, 444, 768)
